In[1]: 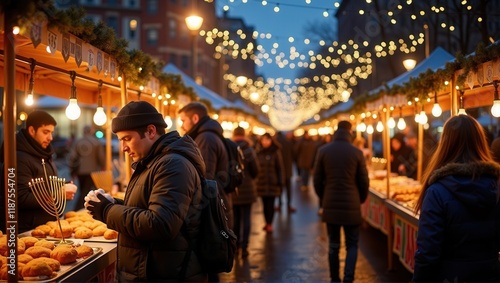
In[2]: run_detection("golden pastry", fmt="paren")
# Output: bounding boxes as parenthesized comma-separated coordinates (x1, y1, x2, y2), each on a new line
(64, 211, 78, 219)
(34, 239, 55, 250)
(21, 259, 53, 279)
(18, 254, 33, 264)
(34, 225, 52, 235)
(25, 246, 52, 258)
(36, 257, 61, 271)
(0, 263, 24, 280)
(30, 229, 46, 238)
(103, 229, 118, 240)
(49, 226, 73, 239)
(92, 225, 107, 237)
(75, 245, 94, 258)
(74, 227, 93, 239)
(50, 245, 77, 264)
(21, 236, 39, 248)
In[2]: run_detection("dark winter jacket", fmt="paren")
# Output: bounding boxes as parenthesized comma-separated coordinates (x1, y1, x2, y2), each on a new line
(67, 134, 105, 175)
(313, 129, 369, 225)
(186, 116, 233, 227)
(0, 129, 59, 233)
(104, 132, 206, 282)
(232, 138, 259, 205)
(275, 132, 294, 178)
(413, 161, 500, 282)
(295, 136, 317, 170)
(256, 144, 284, 197)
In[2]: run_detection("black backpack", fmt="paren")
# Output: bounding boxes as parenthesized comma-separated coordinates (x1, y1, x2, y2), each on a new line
(201, 129, 245, 194)
(179, 153, 237, 277)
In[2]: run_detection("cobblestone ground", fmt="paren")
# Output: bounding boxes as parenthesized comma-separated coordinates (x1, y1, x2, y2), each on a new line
(220, 181, 413, 283)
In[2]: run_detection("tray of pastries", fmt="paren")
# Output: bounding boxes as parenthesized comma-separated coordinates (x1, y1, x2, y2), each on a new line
(21, 211, 118, 243)
(0, 232, 102, 282)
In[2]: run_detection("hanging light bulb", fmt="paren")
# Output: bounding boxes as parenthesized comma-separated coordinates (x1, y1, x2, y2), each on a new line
(93, 81, 107, 126)
(376, 121, 384, 132)
(357, 121, 366, 132)
(414, 112, 420, 123)
(458, 90, 467, 115)
(65, 71, 81, 120)
(25, 59, 36, 106)
(419, 110, 428, 124)
(366, 124, 374, 134)
(431, 93, 442, 117)
(491, 81, 500, 117)
(397, 106, 406, 130)
(387, 116, 396, 128)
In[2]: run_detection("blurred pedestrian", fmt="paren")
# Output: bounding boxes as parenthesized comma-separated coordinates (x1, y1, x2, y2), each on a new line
(178, 101, 230, 282)
(313, 120, 369, 283)
(232, 127, 259, 258)
(390, 132, 413, 176)
(68, 125, 106, 210)
(0, 110, 77, 233)
(295, 131, 317, 191)
(413, 115, 500, 282)
(86, 101, 207, 281)
(256, 133, 285, 233)
(275, 131, 296, 212)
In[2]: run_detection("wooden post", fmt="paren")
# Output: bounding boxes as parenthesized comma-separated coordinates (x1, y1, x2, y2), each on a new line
(105, 89, 112, 172)
(120, 77, 131, 184)
(450, 78, 458, 116)
(417, 122, 424, 181)
(383, 107, 393, 270)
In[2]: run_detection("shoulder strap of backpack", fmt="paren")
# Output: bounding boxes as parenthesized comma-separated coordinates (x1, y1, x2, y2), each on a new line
(171, 150, 203, 281)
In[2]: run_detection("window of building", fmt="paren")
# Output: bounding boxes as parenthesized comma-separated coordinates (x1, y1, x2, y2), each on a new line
(181, 55, 189, 69)
(107, 0, 117, 6)
(147, 0, 158, 14)
(170, 54, 177, 65)
(126, 0, 138, 8)
(147, 29, 158, 46)
(169, 19, 177, 39)
(107, 16, 118, 32)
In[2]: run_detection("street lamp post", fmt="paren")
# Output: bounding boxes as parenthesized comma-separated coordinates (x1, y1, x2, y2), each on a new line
(185, 15, 204, 80)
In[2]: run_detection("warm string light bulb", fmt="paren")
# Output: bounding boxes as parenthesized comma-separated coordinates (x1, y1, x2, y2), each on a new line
(387, 117, 396, 128)
(357, 121, 366, 132)
(418, 110, 428, 124)
(491, 81, 500, 117)
(397, 118, 406, 130)
(65, 71, 81, 121)
(366, 125, 374, 134)
(93, 81, 107, 126)
(376, 121, 384, 132)
(432, 93, 442, 117)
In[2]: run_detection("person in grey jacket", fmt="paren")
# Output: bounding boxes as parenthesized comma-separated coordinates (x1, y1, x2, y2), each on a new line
(86, 101, 206, 282)
(68, 125, 106, 210)
(313, 120, 369, 283)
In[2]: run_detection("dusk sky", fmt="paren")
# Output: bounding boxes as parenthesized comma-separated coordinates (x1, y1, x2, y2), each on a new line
(215, 0, 339, 80)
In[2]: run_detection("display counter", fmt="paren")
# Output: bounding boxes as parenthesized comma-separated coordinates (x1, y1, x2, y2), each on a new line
(59, 241, 117, 282)
(386, 199, 418, 273)
(361, 189, 390, 235)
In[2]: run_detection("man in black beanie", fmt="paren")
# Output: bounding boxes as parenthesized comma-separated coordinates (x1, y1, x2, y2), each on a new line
(86, 101, 207, 282)
(313, 120, 369, 283)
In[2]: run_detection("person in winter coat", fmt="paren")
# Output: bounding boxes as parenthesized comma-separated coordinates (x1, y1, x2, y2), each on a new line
(295, 131, 318, 190)
(0, 110, 77, 233)
(390, 132, 414, 175)
(413, 114, 500, 282)
(178, 102, 231, 282)
(231, 126, 259, 258)
(275, 131, 296, 212)
(313, 120, 369, 283)
(86, 101, 206, 282)
(67, 125, 106, 210)
(256, 133, 285, 233)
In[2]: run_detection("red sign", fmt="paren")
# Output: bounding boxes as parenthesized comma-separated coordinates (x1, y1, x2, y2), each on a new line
(393, 214, 417, 272)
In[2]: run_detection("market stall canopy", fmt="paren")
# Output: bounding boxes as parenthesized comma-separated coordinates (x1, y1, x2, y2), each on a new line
(369, 47, 455, 95)
(232, 98, 256, 116)
(162, 63, 234, 110)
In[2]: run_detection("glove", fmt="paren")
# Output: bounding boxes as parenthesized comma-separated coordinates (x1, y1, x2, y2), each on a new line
(87, 193, 114, 222)
(64, 183, 77, 200)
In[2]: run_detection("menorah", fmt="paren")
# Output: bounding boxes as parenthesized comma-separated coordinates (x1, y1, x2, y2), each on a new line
(28, 159, 72, 245)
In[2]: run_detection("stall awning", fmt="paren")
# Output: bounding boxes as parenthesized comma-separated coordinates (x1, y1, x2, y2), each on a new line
(162, 63, 234, 111)
(369, 47, 455, 95)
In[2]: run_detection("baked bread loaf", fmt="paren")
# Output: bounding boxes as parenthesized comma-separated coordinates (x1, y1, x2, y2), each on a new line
(50, 245, 78, 264)
(25, 246, 52, 258)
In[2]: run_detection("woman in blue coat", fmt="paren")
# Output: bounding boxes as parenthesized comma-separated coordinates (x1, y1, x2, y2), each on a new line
(413, 114, 500, 282)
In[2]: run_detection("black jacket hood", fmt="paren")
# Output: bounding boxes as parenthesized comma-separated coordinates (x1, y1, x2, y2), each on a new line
(187, 116, 223, 140)
(429, 161, 500, 210)
(14, 129, 55, 160)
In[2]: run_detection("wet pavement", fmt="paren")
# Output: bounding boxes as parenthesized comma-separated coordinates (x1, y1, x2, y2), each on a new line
(220, 180, 413, 283)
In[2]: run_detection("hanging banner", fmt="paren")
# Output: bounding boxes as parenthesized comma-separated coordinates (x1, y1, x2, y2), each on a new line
(110, 60, 116, 81)
(75, 38, 83, 67)
(30, 21, 42, 48)
(393, 214, 418, 273)
(87, 48, 95, 72)
(104, 54, 110, 77)
(47, 30, 57, 56)
(477, 65, 484, 87)
(466, 72, 474, 90)
(486, 62, 494, 83)
(97, 51, 103, 75)
(62, 33, 70, 62)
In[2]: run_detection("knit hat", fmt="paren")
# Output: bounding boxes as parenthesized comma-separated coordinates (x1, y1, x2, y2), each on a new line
(111, 101, 167, 133)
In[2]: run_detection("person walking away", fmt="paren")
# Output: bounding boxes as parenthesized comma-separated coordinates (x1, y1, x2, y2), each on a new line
(178, 102, 230, 282)
(313, 120, 369, 283)
(85, 101, 206, 282)
(295, 131, 317, 191)
(68, 125, 106, 210)
(231, 127, 259, 258)
(413, 114, 500, 282)
(256, 133, 285, 233)
(275, 131, 296, 212)
(0, 110, 77, 233)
